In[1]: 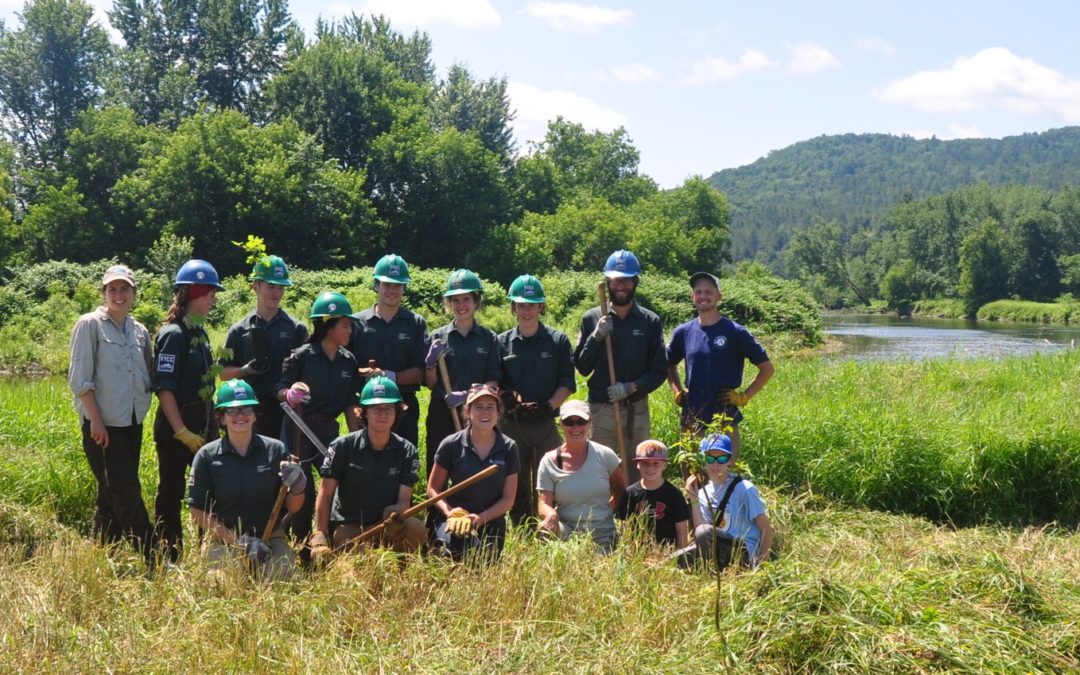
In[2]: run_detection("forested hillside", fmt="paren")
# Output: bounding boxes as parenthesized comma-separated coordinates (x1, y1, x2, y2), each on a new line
(709, 128, 1080, 266)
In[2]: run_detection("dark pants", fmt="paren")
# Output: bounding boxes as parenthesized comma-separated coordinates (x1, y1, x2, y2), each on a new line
(283, 414, 340, 542)
(82, 420, 155, 564)
(501, 413, 562, 526)
(424, 397, 459, 478)
(153, 402, 211, 562)
(394, 390, 420, 448)
(432, 517, 507, 563)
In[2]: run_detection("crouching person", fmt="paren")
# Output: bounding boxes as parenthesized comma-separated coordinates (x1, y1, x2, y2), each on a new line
(675, 433, 773, 570)
(187, 379, 305, 580)
(309, 376, 426, 559)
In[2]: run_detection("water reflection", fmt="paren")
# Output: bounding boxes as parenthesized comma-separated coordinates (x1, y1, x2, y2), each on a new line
(824, 315, 1080, 361)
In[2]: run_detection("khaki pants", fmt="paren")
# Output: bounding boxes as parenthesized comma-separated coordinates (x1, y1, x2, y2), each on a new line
(589, 399, 650, 481)
(332, 517, 427, 553)
(205, 528, 297, 580)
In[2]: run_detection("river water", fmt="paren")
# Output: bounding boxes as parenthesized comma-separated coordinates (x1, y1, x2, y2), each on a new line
(823, 314, 1080, 361)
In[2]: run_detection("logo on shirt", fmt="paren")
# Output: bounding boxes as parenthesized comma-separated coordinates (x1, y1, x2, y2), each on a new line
(279, 331, 290, 339)
(540, 351, 552, 359)
(341, 371, 351, 378)
(157, 353, 175, 373)
(713, 336, 728, 349)
(257, 465, 272, 473)
(490, 459, 505, 467)
(632, 329, 644, 337)
(654, 501, 667, 520)
(398, 332, 410, 341)
(477, 347, 488, 355)
(388, 467, 400, 476)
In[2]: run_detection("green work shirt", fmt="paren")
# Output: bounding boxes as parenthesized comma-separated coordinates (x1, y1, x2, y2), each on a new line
(276, 342, 361, 417)
(154, 319, 213, 406)
(348, 306, 428, 395)
(319, 430, 420, 527)
(574, 302, 667, 403)
(498, 322, 576, 405)
(186, 434, 289, 537)
(221, 308, 308, 404)
(428, 321, 502, 399)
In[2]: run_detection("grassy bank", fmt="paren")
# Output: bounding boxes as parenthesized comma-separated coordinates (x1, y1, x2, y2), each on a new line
(977, 299, 1079, 324)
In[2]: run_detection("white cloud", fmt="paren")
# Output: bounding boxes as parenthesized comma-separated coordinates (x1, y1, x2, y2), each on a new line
(354, 0, 501, 29)
(875, 47, 1080, 122)
(855, 36, 895, 56)
(522, 2, 632, 33)
(685, 49, 774, 84)
(508, 81, 627, 145)
(788, 42, 840, 74)
(592, 63, 661, 84)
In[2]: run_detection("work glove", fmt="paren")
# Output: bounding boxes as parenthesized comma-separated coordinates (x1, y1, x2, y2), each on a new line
(500, 389, 522, 414)
(174, 427, 205, 454)
(446, 507, 475, 537)
(237, 534, 271, 565)
(308, 531, 332, 562)
(444, 390, 467, 408)
(383, 511, 406, 539)
(424, 339, 447, 369)
(673, 390, 687, 407)
(285, 382, 310, 408)
(720, 389, 750, 407)
(279, 461, 307, 496)
(607, 381, 634, 402)
(591, 315, 614, 341)
(238, 358, 269, 378)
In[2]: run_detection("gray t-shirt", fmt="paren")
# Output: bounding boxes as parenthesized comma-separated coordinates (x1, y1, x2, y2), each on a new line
(536, 442, 621, 537)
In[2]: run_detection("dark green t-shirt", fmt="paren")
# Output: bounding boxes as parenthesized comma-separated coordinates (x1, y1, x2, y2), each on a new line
(186, 434, 289, 536)
(154, 319, 213, 405)
(319, 430, 420, 526)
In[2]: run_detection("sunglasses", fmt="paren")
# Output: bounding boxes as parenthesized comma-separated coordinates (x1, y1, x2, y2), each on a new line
(561, 417, 589, 427)
(224, 406, 255, 417)
(704, 453, 731, 465)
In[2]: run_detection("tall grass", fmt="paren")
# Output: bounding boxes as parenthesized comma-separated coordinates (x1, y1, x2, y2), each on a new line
(977, 299, 1077, 324)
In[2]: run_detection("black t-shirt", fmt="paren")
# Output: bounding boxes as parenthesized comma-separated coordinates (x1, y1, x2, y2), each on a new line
(616, 480, 691, 545)
(319, 430, 420, 526)
(187, 434, 289, 536)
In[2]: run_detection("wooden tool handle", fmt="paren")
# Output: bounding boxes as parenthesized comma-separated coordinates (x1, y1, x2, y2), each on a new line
(437, 352, 463, 431)
(262, 454, 300, 542)
(598, 282, 629, 481)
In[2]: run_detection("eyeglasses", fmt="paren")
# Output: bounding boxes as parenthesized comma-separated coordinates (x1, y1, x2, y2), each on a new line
(224, 406, 255, 417)
(561, 417, 589, 427)
(704, 453, 731, 465)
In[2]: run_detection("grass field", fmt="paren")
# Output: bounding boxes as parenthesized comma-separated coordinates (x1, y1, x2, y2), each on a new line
(2, 353, 1080, 671)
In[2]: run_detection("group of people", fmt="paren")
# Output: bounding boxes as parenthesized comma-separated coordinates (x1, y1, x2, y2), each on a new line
(68, 248, 775, 578)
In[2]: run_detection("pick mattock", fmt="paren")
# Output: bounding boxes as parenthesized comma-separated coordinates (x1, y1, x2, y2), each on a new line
(437, 352, 463, 431)
(336, 464, 499, 551)
(598, 281, 630, 482)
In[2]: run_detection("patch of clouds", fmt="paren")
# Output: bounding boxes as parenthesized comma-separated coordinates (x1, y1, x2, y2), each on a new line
(353, 0, 501, 30)
(685, 49, 774, 84)
(788, 42, 840, 74)
(855, 36, 895, 56)
(592, 63, 661, 84)
(874, 47, 1080, 122)
(508, 81, 627, 147)
(522, 2, 632, 33)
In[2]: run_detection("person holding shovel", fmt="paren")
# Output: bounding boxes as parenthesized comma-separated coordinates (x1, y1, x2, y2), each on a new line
(497, 274, 575, 526)
(153, 259, 224, 563)
(219, 254, 308, 439)
(310, 376, 426, 557)
(188, 379, 306, 579)
(69, 264, 156, 566)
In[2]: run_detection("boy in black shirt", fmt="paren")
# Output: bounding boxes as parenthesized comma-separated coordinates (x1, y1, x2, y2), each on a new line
(617, 440, 690, 547)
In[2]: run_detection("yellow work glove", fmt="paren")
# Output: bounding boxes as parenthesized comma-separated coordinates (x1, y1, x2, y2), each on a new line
(174, 427, 205, 453)
(446, 507, 474, 537)
(721, 390, 751, 407)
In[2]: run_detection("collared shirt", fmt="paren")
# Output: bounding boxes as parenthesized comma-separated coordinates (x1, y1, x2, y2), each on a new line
(320, 430, 420, 526)
(186, 434, 289, 536)
(574, 302, 667, 403)
(349, 306, 428, 394)
(667, 316, 769, 421)
(498, 322, 576, 405)
(221, 308, 308, 402)
(428, 321, 501, 399)
(433, 429, 520, 515)
(154, 319, 213, 405)
(276, 342, 361, 417)
(69, 307, 154, 427)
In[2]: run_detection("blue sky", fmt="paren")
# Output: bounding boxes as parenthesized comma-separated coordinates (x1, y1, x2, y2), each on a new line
(5, 0, 1079, 188)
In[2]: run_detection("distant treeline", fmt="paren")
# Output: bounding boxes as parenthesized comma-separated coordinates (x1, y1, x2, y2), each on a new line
(0, 0, 729, 284)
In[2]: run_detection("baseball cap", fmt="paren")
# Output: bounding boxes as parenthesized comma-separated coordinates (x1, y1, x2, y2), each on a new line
(689, 271, 720, 290)
(102, 265, 137, 288)
(466, 383, 500, 406)
(633, 440, 668, 462)
(700, 433, 733, 456)
(559, 399, 591, 422)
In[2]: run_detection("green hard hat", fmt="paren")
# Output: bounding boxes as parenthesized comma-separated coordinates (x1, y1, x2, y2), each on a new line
(373, 254, 411, 284)
(250, 255, 293, 286)
(310, 291, 353, 318)
(508, 274, 545, 303)
(215, 378, 258, 409)
(443, 269, 482, 297)
(360, 375, 402, 405)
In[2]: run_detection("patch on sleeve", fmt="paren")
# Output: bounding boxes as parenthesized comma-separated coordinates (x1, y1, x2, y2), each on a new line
(157, 353, 176, 373)
(411, 458, 420, 474)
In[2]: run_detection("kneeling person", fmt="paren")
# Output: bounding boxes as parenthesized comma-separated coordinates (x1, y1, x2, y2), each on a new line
(187, 379, 306, 579)
(617, 440, 690, 548)
(311, 376, 425, 555)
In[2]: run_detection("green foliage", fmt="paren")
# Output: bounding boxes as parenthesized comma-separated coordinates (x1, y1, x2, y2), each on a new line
(144, 232, 194, 280)
(976, 300, 1077, 324)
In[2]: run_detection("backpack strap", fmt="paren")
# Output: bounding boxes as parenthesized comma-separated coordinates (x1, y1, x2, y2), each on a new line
(706, 474, 743, 527)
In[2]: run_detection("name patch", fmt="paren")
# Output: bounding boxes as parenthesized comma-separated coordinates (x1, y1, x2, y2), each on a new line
(157, 353, 175, 373)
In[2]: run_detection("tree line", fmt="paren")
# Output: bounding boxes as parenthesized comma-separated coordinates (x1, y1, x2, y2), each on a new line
(0, 0, 730, 283)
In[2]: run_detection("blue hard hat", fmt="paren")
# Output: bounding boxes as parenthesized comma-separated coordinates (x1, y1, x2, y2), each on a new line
(700, 433, 733, 455)
(603, 250, 641, 278)
(174, 259, 225, 290)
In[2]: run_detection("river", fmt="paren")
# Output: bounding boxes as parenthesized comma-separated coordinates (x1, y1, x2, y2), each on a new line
(823, 314, 1080, 360)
